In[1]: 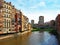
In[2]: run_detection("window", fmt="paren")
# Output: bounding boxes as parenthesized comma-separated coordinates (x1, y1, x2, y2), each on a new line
(9, 15, 10, 18)
(0, 10, 2, 13)
(9, 20, 10, 28)
(12, 19, 15, 25)
(4, 19, 6, 28)
(0, 30, 1, 31)
(9, 7, 11, 9)
(6, 9, 7, 12)
(8, 10, 10, 13)
(6, 5, 8, 8)
(7, 20, 8, 29)
(3, 5, 6, 8)
(7, 14, 9, 18)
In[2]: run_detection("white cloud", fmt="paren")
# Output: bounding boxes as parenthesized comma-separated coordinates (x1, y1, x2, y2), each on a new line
(53, 4, 60, 8)
(30, 1, 46, 8)
(17, 0, 25, 5)
(39, 2, 46, 6)
(45, 0, 58, 3)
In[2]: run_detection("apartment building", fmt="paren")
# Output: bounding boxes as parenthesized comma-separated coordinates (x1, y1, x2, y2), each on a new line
(21, 15, 29, 32)
(14, 11, 29, 32)
(14, 10, 22, 32)
(11, 6, 17, 33)
(31, 20, 34, 27)
(38, 16, 44, 28)
(0, 1, 15, 33)
(0, 0, 32, 33)
(38, 16, 44, 25)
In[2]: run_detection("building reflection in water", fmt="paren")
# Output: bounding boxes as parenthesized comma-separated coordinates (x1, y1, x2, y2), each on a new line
(18, 32, 58, 45)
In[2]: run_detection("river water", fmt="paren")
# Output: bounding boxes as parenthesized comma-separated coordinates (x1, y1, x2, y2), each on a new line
(20, 31, 59, 45)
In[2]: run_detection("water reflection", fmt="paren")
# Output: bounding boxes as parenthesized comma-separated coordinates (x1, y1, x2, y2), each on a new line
(20, 32, 58, 45)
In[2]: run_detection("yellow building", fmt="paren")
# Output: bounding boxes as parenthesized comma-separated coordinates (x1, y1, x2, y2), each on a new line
(28, 23, 32, 31)
(21, 15, 29, 32)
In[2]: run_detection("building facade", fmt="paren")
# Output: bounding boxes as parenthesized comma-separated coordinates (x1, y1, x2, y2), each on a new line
(11, 6, 16, 32)
(38, 16, 44, 28)
(21, 15, 29, 32)
(0, 1, 13, 33)
(0, 0, 21, 33)
(31, 20, 34, 27)
(38, 16, 44, 25)
(50, 20, 55, 28)
(14, 10, 22, 32)
(0, 0, 32, 34)
(55, 14, 60, 35)
(55, 14, 60, 41)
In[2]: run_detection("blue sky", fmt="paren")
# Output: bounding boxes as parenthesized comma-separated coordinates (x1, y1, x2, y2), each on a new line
(5, 0, 60, 23)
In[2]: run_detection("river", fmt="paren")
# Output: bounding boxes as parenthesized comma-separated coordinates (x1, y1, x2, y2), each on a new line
(20, 31, 59, 45)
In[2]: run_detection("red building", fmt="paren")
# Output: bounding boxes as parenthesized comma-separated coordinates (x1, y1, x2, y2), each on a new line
(56, 14, 60, 35)
(15, 13, 18, 32)
(15, 12, 22, 32)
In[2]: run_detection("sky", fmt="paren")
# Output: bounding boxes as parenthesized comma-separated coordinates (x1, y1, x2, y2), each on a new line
(5, 0, 60, 23)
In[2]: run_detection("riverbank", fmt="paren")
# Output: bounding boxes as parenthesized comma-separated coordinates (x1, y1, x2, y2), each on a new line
(32, 28, 54, 33)
(0, 31, 59, 45)
(0, 30, 31, 45)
